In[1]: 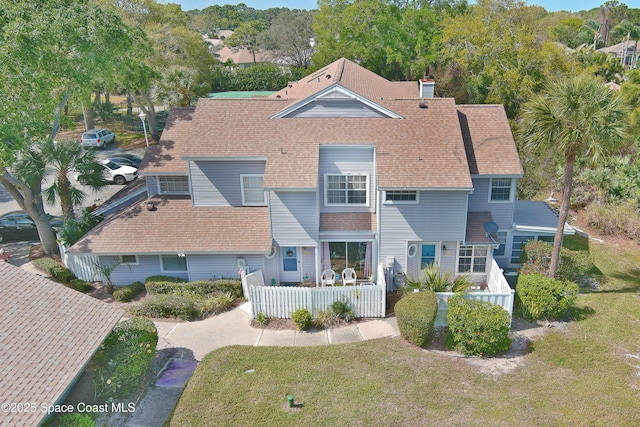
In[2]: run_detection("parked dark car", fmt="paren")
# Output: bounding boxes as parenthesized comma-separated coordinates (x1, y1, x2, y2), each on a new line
(109, 153, 143, 168)
(0, 211, 64, 243)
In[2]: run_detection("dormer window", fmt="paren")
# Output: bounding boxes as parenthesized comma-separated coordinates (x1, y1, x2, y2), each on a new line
(241, 175, 266, 206)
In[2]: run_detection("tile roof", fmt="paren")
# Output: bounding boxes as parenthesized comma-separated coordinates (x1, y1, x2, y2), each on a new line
(0, 262, 122, 427)
(320, 213, 377, 231)
(139, 108, 194, 175)
(69, 196, 272, 254)
(458, 105, 523, 176)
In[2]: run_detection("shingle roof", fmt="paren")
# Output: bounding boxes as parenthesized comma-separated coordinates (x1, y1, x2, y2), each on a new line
(182, 97, 472, 189)
(139, 108, 194, 175)
(458, 105, 523, 176)
(0, 262, 122, 427)
(320, 213, 377, 231)
(465, 211, 497, 244)
(69, 196, 272, 254)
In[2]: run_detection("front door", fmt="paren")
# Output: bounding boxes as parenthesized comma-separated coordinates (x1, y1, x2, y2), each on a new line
(280, 247, 299, 283)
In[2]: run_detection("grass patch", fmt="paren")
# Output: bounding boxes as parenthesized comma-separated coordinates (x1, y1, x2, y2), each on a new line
(170, 238, 640, 426)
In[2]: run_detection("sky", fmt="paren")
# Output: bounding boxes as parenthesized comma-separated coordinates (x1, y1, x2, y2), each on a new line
(167, 0, 630, 13)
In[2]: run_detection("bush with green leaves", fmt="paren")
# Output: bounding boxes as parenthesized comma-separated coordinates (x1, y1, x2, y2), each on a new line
(331, 299, 355, 321)
(94, 318, 157, 400)
(292, 308, 313, 331)
(128, 294, 197, 320)
(196, 292, 236, 317)
(255, 312, 269, 326)
(520, 240, 593, 283)
(395, 290, 438, 348)
(33, 257, 77, 284)
(46, 412, 95, 427)
(402, 263, 472, 296)
(33, 256, 60, 273)
(57, 207, 103, 247)
(145, 278, 242, 298)
(313, 309, 339, 329)
(69, 279, 94, 293)
(516, 273, 578, 321)
(446, 295, 512, 356)
(113, 281, 145, 302)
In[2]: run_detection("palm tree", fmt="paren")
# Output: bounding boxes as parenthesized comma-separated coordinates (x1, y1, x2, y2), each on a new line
(611, 20, 640, 68)
(39, 140, 107, 222)
(520, 75, 628, 278)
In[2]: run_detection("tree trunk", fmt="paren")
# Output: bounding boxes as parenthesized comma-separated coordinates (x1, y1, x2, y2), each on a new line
(127, 94, 133, 116)
(0, 169, 59, 255)
(82, 94, 95, 131)
(550, 152, 575, 278)
(135, 90, 160, 141)
(57, 171, 75, 222)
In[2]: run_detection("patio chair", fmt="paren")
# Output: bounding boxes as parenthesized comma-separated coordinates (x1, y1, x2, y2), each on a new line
(321, 269, 336, 286)
(342, 268, 357, 286)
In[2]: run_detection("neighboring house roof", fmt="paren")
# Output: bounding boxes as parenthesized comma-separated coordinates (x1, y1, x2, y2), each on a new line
(140, 108, 194, 175)
(513, 201, 575, 234)
(69, 196, 272, 254)
(598, 40, 640, 55)
(92, 178, 147, 217)
(214, 46, 274, 64)
(458, 105, 523, 177)
(0, 262, 122, 427)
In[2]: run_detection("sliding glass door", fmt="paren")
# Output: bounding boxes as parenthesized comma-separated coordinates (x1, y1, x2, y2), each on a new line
(327, 242, 370, 279)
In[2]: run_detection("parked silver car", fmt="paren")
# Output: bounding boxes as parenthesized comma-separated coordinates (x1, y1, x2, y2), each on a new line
(80, 128, 116, 148)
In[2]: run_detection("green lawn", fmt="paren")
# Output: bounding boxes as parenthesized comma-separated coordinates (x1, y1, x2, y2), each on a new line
(169, 238, 640, 426)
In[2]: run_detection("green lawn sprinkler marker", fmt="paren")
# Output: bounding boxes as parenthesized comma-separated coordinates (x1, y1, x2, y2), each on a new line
(288, 395, 294, 408)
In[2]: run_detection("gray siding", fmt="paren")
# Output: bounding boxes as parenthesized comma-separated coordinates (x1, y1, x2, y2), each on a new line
(270, 191, 317, 246)
(146, 176, 159, 196)
(379, 191, 467, 274)
(285, 99, 388, 118)
(319, 146, 375, 213)
(263, 253, 280, 286)
(188, 254, 265, 280)
(468, 178, 515, 230)
(301, 246, 317, 282)
(190, 160, 266, 207)
(405, 240, 457, 279)
(105, 255, 188, 286)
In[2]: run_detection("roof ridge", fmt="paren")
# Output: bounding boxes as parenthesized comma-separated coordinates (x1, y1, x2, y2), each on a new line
(335, 58, 345, 82)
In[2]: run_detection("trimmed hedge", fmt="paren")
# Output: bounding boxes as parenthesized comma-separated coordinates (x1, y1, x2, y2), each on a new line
(94, 318, 157, 400)
(516, 273, 578, 321)
(145, 278, 242, 298)
(128, 294, 197, 320)
(145, 275, 188, 285)
(395, 291, 438, 348)
(69, 279, 94, 293)
(32, 257, 77, 285)
(446, 295, 512, 356)
(113, 281, 145, 302)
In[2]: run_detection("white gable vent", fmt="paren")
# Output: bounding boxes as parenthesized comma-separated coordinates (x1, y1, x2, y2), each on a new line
(419, 79, 435, 98)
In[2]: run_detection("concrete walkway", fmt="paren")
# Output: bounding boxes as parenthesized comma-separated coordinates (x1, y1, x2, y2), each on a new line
(125, 307, 400, 427)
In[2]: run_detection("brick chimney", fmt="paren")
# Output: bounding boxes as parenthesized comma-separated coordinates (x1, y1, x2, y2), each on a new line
(419, 79, 435, 98)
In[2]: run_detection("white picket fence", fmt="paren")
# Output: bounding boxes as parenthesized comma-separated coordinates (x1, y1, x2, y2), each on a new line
(433, 261, 515, 327)
(250, 283, 386, 318)
(59, 243, 102, 282)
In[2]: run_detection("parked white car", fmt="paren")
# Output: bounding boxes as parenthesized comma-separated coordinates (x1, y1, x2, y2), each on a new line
(80, 128, 116, 148)
(74, 159, 138, 185)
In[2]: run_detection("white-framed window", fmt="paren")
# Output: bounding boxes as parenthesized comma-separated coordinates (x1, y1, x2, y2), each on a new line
(489, 178, 514, 202)
(493, 231, 508, 257)
(241, 174, 266, 205)
(457, 245, 488, 273)
(161, 255, 187, 272)
(158, 176, 190, 194)
(325, 174, 368, 205)
(384, 190, 418, 203)
(120, 255, 139, 265)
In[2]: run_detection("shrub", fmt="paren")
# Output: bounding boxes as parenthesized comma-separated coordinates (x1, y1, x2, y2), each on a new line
(94, 318, 157, 400)
(128, 294, 197, 320)
(33, 256, 60, 273)
(145, 275, 188, 285)
(331, 299, 355, 321)
(446, 295, 512, 356)
(145, 278, 242, 298)
(395, 290, 438, 348)
(520, 240, 593, 283)
(314, 309, 339, 329)
(196, 292, 236, 317)
(113, 281, 145, 302)
(292, 308, 313, 331)
(69, 279, 94, 293)
(51, 413, 95, 427)
(516, 273, 579, 321)
(255, 312, 269, 326)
